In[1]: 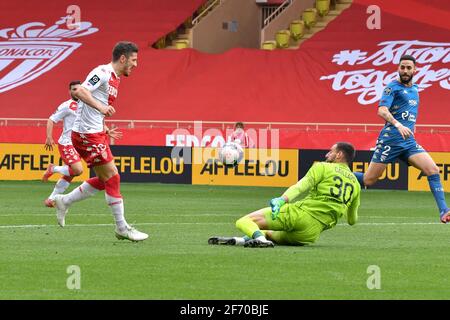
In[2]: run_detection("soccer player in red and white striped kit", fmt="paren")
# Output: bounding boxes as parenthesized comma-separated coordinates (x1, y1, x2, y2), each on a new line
(52, 41, 148, 241)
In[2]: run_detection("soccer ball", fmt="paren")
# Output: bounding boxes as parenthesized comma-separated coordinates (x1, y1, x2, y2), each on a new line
(218, 142, 244, 166)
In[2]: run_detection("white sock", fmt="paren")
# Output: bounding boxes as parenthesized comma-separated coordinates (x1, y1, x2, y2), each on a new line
(105, 194, 129, 232)
(49, 178, 71, 200)
(62, 181, 100, 206)
(233, 237, 246, 246)
(256, 235, 268, 242)
(52, 165, 70, 176)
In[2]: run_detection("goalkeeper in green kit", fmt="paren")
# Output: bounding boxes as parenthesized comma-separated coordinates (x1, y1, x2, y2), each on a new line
(208, 142, 361, 248)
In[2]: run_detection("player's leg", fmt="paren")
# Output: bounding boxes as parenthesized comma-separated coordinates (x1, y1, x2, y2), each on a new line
(45, 176, 73, 207)
(354, 141, 401, 187)
(93, 161, 148, 241)
(42, 145, 83, 181)
(53, 176, 106, 227)
(266, 210, 324, 246)
(45, 146, 84, 207)
(362, 162, 388, 186)
(235, 208, 275, 247)
(407, 151, 450, 222)
(208, 208, 274, 246)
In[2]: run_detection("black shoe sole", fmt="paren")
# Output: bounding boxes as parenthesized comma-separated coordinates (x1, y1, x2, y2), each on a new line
(208, 237, 236, 245)
(244, 240, 274, 248)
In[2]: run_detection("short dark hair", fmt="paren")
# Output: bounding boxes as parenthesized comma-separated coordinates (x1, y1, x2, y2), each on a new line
(69, 80, 81, 88)
(112, 41, 138, 62)
(235, 122, 244, 129)
(399, 54, 416, 65)
(336, 142, 356, 163)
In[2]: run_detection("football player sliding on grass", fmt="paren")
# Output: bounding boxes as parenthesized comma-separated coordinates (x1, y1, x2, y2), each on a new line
(209, 142, 361, 248)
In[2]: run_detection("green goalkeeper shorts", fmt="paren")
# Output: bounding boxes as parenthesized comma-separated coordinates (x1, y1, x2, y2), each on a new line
(264, 204, 326, 246)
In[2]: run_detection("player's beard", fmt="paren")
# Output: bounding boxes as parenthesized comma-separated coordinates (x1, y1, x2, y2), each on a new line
(325, 154, 335, 163)
(122, 62, 134, 77)
(399, 72, 413, 84)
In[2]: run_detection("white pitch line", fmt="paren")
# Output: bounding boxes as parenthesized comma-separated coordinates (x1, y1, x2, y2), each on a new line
(0, 221, 442, 229)
(0, 222, 230, 229)
(0, 213, 238, 217)
(337, 222, 440, 226)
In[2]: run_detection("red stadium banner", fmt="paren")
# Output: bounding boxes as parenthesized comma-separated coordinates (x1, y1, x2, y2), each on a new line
(0, 0, 449, 150)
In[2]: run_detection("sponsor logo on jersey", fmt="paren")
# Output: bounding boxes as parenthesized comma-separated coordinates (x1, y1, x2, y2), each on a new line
(88, 75, 100, 86)
(69, 101, 78, 111)
(408, 99, 418, 106)
(0, 17, 98, 93)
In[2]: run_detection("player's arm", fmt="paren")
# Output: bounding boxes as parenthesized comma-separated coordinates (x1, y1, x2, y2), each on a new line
(270, 163, 323, 219)
(73, 86, 115, 116)
(45, 103, 67, 151)
(378, 106, 413, 140)
(282, 175, 315, 203)
(346, 193, 360, 226)
(378, 86, 412, 140)
(45, 118, 56, 151)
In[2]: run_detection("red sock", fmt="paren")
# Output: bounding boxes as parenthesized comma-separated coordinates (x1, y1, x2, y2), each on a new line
(105, 174, 122, 198)
(86, 177, 105, 191)
(62, 175, 74, 183)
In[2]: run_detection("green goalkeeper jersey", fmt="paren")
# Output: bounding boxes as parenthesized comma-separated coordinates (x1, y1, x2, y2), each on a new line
(283, 162, 361, 229)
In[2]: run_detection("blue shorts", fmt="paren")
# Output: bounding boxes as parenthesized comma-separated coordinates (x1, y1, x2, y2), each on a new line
(371, 138, 426, 163)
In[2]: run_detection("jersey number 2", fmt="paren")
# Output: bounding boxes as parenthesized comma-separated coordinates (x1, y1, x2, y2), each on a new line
(330, 176, 354, 205)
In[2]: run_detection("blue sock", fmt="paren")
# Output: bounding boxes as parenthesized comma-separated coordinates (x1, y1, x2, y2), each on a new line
(243, 236, 251, 242)
(427, 174, 449, 214)
(353, 172, 365, 187)
(252, 231, 264, 239)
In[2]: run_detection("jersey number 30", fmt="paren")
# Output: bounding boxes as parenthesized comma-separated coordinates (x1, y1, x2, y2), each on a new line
(330, 176, 354, 205)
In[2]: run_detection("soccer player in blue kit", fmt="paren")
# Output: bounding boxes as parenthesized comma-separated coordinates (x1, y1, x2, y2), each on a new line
(354, 55, 450, 223)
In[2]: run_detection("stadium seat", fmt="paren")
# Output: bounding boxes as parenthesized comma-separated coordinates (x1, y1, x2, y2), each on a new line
(316, 0, 330, 17)
(153, 36, 166, 49)
(275, 30, 290, 48)
(302, 8, 317, 28)
(175, 40, 190, 49)
(262, 41, 277, 50)
(289, 20, 304, 40)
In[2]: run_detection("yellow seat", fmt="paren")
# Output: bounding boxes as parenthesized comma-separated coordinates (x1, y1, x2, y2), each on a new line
(275, 30, 290, 48)
(302, 8, 317, 28)
(316, 0, 330, 17)
(153, 36, 166, 49)
(289, 20, 304, 40)
(175, 40, 189, 49)
(166, 31, 178, 43)
(262, 41, 277, 50)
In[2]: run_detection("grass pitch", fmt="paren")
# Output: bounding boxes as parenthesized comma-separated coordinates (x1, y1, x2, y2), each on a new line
(0, 181, 449, 300)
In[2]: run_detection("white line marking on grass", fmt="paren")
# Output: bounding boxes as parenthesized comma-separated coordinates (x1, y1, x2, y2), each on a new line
(0, 221, 443, 229)
(0, 222, 230, 229)
(337, 222, 440, 226)
(0, 213, 238, 217)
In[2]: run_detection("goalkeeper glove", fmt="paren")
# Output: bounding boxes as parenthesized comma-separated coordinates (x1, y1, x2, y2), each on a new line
(269, 197, 286, 220)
